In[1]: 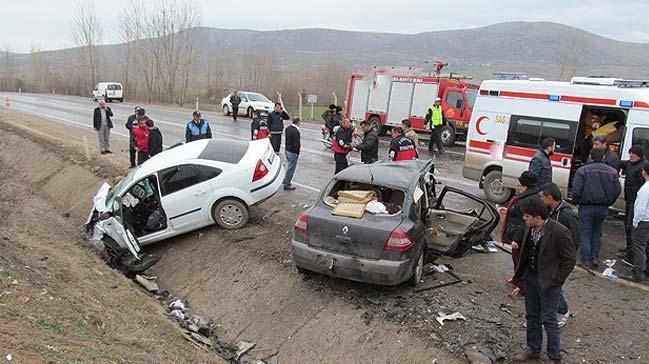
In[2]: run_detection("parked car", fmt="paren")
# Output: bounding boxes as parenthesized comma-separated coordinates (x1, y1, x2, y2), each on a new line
(291, 160, 499, 286)
(86, 138, 284, 260)
(91, 82, 124, 102)
(221, 92, 275, 117)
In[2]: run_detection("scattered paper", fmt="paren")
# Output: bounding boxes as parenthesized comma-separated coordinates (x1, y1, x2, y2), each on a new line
(436, 311, 466, 325)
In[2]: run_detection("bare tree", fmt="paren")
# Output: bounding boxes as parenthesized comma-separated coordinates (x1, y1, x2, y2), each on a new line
(30, 45, 49, 92)
(71, 1, 102, 87)
(557, 30, 585, 81)
(1, 45, 17, 91)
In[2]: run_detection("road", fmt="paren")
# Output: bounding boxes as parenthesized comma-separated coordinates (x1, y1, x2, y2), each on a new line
(0, 92, 480, 199)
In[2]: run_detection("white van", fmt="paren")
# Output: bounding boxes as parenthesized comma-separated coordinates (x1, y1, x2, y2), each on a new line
(92, 82, 124, 102)
(462, 77, 649, 207)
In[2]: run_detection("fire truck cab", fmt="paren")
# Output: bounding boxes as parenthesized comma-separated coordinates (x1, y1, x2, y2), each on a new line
(463, 77, 649, 207)
(344, 66, 478, 147)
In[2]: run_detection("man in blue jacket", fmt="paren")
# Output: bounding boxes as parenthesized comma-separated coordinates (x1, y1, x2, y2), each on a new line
(185, 111, 212, 143)
(571, 148, 621, 269)
(267, 102, 290, 154)
(529, 137, 556, 186)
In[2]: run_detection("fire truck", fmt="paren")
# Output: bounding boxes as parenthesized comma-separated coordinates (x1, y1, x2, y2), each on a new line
(462, 77, 649, 207)
(344, 64, 479, 147)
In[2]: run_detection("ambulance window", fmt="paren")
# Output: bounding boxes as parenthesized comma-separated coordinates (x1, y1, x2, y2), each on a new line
(632, 128, 649, 157)
(541, 122, 573, 153)
(509, 116, 576, 153)
(446, 91, 464, 109)
(513, 119, 542, 146)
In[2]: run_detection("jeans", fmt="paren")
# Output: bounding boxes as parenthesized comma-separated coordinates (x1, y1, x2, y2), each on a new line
(232, 106, 239, 120)
(524, 272, 562, 360)
(624, 200, 635, 260)
(558, 290, 569, 315)
(270, 133, 282, 153)
(97, 124, 111, 152)
(334, 153, 348, 174)
(282, 151, 298, 186)
(428, 126, 444, 152)
(578, 205, 609, 266)
(632, 222, 649, 278)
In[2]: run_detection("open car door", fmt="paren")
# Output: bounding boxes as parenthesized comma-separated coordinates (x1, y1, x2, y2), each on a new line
(425, 186, 499, 257)
(102, 196, 142, 259)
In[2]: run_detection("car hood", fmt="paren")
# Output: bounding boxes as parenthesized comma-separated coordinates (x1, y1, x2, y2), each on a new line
(93, 183, 112, 213)
(250, 101, 274, 109)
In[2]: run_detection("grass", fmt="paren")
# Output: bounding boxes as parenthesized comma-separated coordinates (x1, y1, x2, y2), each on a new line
(0, 268, 14, 278)
(37, 318, 65, 334)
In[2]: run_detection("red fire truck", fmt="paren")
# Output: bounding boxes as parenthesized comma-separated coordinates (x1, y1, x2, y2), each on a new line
(344, 65, 479, 146)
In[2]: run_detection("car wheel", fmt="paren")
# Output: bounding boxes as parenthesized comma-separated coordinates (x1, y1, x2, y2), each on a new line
(483, 170, 513, 203)
(222, 105, 230, 116)
(247, 107, 254, 118)
(439, 125, 456, 147)
(408, 250, 425, 287)
(118, 98, 124, 102)
(212, 199, 249, 229)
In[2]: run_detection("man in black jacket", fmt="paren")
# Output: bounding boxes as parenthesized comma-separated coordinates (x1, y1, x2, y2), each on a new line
(185, 111, 212, 143)
(93, 100, 114, 154)
(353, 120, 379, 164)
(321, 104, 337, 138)
(529, 137, 556, 186)
(126, 106, 145, 167)
(146, 119, 163, 157)
(250, 110, 262, 140)
(230, 91, 242, 121)
(267, 103, 290, 154)
(512, 200, 575, 363)
(571, 148, 622, 268)
(592, 136, 621, 171)
(620, 145, 646, 264)
(333, 118, 353, 174)
(282, 118, 301, 190)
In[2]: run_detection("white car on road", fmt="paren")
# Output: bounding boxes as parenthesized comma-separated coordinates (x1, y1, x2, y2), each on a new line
(221, 91, 275, 117)
(86, 138, 284, 259)
(91, 82, 124, 102)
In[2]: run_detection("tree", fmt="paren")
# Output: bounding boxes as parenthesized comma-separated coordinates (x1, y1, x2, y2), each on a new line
(71, 1, 102, 88)
(30, 45, 49, 93)
(0, 45, 17, 91)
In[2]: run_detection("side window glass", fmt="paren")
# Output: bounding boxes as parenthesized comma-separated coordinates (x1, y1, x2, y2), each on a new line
(512, 118, 541, 146)
(446, 91, 464, 109)
(159, 165, 203, 196)
(632, 127, 649, 157)
(194, 165, 222, 180)
(509, 116, 576, 153)
(541, 121, 574, 153)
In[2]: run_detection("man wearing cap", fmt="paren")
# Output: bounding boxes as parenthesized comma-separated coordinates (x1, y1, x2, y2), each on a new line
(126, 106, 145, 168)
(185, 111, 212, 143)
(426, 97, 444, 155)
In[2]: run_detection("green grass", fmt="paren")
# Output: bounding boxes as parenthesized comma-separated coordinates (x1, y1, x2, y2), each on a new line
(0, 268, 14, 278)
(286, 105, 329, 122)
(37, 318, 65, 334)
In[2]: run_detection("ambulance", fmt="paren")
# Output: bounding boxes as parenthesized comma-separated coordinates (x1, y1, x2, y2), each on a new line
(462, 77, 649, 206)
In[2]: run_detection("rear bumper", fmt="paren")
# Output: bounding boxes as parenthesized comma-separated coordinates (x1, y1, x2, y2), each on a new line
(251, 165, 284, 206)
(290, 239, 412, 286)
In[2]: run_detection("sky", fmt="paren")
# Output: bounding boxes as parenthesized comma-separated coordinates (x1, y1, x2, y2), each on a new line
(2, 0, 648, 53)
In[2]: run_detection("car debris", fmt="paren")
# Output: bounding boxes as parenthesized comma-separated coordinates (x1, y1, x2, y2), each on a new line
(169, 299, 188, 312)
(135, 274, 159, 292)
(436, 311, 466, 326)
(235, 341, 256, 360)
(361, 311, 374, 325)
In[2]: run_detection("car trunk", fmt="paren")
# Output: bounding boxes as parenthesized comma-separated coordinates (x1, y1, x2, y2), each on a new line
(306, 202, 403, 260)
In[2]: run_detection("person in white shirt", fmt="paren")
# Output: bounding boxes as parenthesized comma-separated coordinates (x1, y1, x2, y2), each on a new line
(631, 161, 649, 282)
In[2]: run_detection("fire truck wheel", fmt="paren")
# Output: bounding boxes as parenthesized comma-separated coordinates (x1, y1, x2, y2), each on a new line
(439, 125, 456, 147)
(369, 117, 383, 134)
(483, 170, 513, 203)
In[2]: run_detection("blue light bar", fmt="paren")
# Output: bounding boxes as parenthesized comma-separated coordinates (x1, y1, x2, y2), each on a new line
(619, 100, 633, 108)
(549, 95, 560, 101)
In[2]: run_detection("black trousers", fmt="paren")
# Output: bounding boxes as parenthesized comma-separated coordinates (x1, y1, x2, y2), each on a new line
(137, 152, 149, 165)
(428, 126, 444, 152)
(624, 200, 635, 259)
(270, 133, 282, 153)
(334, 153, 348, 174)
(129, 146, 137, 167)
(232, 106, 239, 120)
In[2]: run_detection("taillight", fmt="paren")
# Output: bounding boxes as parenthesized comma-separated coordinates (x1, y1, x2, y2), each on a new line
(294, 211, 308, 235)
(384, 229, 414, 252)
(252, 159, 269, 182)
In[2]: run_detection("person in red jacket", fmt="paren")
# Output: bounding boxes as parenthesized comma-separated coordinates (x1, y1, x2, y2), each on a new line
(388, 127, 418, 161)
(133, 116, 150, 165)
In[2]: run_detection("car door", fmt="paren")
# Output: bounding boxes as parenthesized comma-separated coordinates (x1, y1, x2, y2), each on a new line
(239, 93, 249, 115)
(425, 186, 499, 257)
(159, 164, 214, 231)
(102, 196, 142, 258)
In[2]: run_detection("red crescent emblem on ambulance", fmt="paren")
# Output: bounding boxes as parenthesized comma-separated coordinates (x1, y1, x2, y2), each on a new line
(476, 116, 489, 136)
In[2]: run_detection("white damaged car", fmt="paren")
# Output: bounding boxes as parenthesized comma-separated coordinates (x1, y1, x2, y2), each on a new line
(86, 138, 284, 261)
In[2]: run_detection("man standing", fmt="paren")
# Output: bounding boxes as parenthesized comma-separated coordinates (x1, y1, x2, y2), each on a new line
(230, 91, 242, 121)
(402, 119, 419, 151)
(512, 199, 576, 363)
(619, 145, 646, 265)
(322, 104, 337, 138)
(146, 119, 163, 158)
(388, 127, 418, 161)
(629, 162, 649, 282)
(185, 111, 212, 143)
(282, 117, 301, 191)
(333, 118, 353, 174)
(133, 117, 150, 165)
(267, 102, 290, 154)
(529, 137, 556, 186)
(426, 97, 444, 155)
(571, 148, 622, 268)
(540, 182, 580, 328)
(126, 106, 145, 167)
(353, 120, 379, 164)
(592, 136, 621, 171)
(93, 100, 114, 154)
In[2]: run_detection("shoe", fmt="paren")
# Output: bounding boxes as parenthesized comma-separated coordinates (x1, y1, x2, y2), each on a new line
(543, 358, 561, 363)
(283, 184, 296, 191)
(505, 278, 515, 286)
(105, 150, 113, 154)
(558, 311, 570, 328)
(100, 151, 107, 155)
(509, 287, 524, 298)
(591, 261, 600, 269)
(513, 348, 540, 362)
(621, 258, 634, 267)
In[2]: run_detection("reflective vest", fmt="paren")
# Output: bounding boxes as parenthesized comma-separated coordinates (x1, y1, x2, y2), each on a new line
(188, 120, 209, 136)
(390, 136, 418, 161)
(430, 105, 443, 127)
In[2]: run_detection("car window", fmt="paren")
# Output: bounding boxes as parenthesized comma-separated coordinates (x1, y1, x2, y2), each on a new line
(194, 165, 222, 180)
(632, 127, 649, 157)
(248, 93, 269, 102)
(198, 140, 249, 164)
(508, 115, 576, 154)
(159, 165, 204, 196)
(446, 91, 464, 109)
(107, 84, 122, 90)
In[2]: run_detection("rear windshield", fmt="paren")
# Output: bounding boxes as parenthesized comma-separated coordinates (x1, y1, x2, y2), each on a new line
(323, 180, 405, 216)
(198, 139, 249, 164)
(107, 84, 122, 90)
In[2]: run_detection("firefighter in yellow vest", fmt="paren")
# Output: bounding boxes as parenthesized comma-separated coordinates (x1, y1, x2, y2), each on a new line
(426, 97, 444, 155)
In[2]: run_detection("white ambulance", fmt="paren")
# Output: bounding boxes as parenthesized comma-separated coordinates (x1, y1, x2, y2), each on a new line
(462, 77, 649, 206)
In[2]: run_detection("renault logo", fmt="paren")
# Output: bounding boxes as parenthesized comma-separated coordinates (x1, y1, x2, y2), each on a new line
(342, 226, 349, 235)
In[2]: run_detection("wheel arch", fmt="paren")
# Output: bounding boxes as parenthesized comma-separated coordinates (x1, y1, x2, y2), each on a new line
(479, 163, 503, 189)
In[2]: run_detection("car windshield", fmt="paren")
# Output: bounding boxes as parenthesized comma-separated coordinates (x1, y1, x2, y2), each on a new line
(247, 93, 269, 102)
(105, 167, 138, 206)
(322, 179, 405, 216)
(467, 90, 477, 110)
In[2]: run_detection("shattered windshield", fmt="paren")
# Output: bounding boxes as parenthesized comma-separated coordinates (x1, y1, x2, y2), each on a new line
(105, 168, 138, 206)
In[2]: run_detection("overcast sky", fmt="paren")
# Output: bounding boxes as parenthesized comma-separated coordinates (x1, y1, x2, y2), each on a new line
(2, 0, 648, 53)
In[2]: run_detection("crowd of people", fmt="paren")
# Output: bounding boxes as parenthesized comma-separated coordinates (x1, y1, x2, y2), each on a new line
(498, 136, 649, 363)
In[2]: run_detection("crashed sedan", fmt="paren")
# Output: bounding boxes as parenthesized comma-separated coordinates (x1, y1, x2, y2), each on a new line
(291, 160, 499, 286)
(86, 138, 283, 262)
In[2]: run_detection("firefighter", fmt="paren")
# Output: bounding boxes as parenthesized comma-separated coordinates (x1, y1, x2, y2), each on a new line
(388, 126, 418, 161)
(426, 97, 445, 155)
(333, 117, 353, 174)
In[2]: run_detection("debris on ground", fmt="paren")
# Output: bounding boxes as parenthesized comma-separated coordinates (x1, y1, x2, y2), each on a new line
(262, 208, 282, 221)
(436, 311, 466, 326)
(471, 241, 499, 253)
(361, 311, 374, 325)
(463, 346, 492, 364)
(235, 341, 256, 360)
(135, 274, 159, 292)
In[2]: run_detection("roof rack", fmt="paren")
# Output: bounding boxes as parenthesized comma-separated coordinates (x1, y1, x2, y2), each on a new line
(613, 79, 649, 88)
(493, 72, 528, 80)
(571, 77, 649, 88)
